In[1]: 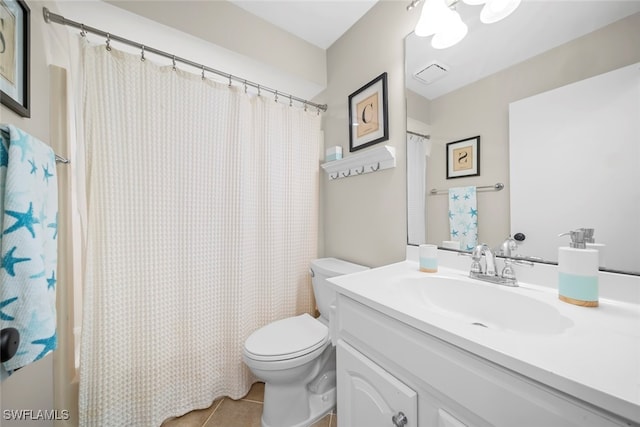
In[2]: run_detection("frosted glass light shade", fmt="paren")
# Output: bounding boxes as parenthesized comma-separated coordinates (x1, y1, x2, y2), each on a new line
(462, 0, 486, 5)
(480, 0, 521, 23)
(415, 0, 453, 37)
(431, 11, 468, 49)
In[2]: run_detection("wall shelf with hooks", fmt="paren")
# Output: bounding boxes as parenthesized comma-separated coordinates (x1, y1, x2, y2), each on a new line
(321, 145, 396, 180)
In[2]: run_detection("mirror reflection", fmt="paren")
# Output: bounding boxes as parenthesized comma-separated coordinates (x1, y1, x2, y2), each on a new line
(405, 1, 640, 274)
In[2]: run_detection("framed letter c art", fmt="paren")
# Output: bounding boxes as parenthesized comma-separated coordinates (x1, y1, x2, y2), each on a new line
(446, 136, 480, 179)
(348, 72, 388, 152)
(0, 0, 30, 117)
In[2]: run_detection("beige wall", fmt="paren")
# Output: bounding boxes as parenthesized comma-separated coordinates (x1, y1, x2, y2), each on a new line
(1, 1, 54, 425)
(105, 0, 326, 92)
(425, 13, 640, 248)
(319, 1, 417, 268)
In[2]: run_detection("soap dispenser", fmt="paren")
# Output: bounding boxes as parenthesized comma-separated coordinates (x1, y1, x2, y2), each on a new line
(558, 230, 599, 307)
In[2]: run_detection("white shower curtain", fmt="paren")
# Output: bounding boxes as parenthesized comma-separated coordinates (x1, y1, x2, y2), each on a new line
(78, 44, 320, 426)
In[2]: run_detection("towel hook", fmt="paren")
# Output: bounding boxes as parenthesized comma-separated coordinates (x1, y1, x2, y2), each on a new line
(356, 166, 365, 175)
(370, 162, 380, 172)
(330, 172, 339, 180)
(140, 45, 146, 62)
(106, 33, 112, 51)
(341, 170, 351, 178)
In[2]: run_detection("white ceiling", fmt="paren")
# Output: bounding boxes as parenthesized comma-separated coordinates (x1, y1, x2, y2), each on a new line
(228, 0, 379, 49)
(406, 1, 640, 100)
(228, 0, 640, 100)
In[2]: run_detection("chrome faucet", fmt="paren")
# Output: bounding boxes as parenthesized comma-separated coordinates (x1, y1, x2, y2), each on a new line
(468, 242, 525, 287)
(471, 243, 497, 276)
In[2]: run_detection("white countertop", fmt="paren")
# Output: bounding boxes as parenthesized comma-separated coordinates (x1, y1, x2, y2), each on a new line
(328, 249, 640, 424)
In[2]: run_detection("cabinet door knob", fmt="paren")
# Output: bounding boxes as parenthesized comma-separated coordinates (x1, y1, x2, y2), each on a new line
(392, 411, 408, 427)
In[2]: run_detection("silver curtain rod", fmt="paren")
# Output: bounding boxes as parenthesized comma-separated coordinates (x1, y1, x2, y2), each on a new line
(407, 130, 430, 139)
(430, 182, 504, 195)
(41, 7, 328, 113)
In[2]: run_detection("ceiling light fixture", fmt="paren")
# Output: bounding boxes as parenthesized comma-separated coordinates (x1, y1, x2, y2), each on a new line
(408, 0, 520, 49)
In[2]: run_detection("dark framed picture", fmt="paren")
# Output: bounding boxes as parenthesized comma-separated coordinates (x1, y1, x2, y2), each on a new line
(0, 0, 30, 117)
(348, 72, 388, 152)
(446, 136, 480, 179)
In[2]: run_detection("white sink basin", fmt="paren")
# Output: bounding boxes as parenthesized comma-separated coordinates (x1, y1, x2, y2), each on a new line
(388, 276, 574, 334)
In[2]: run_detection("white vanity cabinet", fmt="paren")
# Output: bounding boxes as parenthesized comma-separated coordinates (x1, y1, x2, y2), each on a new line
(334, 294, 634, 427)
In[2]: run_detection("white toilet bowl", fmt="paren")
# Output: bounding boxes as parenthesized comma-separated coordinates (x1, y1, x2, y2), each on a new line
(243, 258, 368, 427)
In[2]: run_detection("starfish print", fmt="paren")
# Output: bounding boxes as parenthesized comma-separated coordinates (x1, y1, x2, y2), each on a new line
(10, 129, 31, 161)
(32, 333, 57, 362)
(47, 271, 57, 290)
(48, 212, 58, 239)
(4, 202, 40, 238)
(0, 139, 8, 168)
(43, 164, 54, 183)
(2, 246, 31, 277)
(0, 297, 18, 321)
(29, 158, 37, 174)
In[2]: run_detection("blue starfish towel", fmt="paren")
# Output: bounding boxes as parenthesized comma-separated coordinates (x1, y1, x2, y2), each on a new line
(448, 186, 478, 252)
(0, 124, 58, 379)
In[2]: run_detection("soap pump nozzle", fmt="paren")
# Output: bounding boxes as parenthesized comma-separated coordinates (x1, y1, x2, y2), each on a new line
(580, 228, 595, 244)
(558, 230, 586, 249)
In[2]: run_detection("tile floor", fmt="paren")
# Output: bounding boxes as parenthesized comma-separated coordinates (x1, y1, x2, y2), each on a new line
(161, 382, 337, 427)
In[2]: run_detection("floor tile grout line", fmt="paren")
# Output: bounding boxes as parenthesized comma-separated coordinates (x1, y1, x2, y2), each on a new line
(201, 398, 225, 427)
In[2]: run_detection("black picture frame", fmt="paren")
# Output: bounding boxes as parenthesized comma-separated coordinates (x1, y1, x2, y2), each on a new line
(446, 136, 480, 179)
(0, 0, 30, 118)
(348, 72, 388, 152)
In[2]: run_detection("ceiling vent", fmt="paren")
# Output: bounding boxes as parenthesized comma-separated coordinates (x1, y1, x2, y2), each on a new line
(414, 61, 449, 85)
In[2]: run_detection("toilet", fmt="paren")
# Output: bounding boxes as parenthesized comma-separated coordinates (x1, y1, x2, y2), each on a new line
(243, 257, 368, 427)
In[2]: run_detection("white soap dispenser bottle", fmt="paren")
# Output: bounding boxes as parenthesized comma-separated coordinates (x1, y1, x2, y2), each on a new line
(558, 229, 599, 307)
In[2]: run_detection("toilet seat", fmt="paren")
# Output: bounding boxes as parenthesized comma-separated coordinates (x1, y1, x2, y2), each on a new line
(244, 313, 328, 362)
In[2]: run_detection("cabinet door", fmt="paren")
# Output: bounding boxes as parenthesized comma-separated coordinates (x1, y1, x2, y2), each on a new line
(337, 340, 417, 427)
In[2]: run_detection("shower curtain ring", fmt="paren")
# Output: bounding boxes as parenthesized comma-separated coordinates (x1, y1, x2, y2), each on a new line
(304, 103, 308, 112)
(257, 85, 261, 97)
(244, 80, 248, 93)
(172, 55, 177, 71)
(201, 65, 205, 80)
(228, 74, 232, 87)
(106, 33, 111, 51)
(80, 24, 86, 37)
(275, 90, 278, 103)
(140, 45, 145, 61)
(289, 95, 292, 107)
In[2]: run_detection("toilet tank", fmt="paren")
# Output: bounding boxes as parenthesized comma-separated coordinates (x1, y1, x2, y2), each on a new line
(310, 258, 369, 320)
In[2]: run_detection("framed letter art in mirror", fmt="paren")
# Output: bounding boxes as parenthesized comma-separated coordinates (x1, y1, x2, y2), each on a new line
(446, 136, 480, 179)
(0, 0, 30, 117)
(348, 72, 388, 152)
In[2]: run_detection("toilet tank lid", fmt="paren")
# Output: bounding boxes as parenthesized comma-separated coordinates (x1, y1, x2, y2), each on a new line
(311, 257, 369, 277)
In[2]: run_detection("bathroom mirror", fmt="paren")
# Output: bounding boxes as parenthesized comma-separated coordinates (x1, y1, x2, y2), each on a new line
(405, 2, 640, 275)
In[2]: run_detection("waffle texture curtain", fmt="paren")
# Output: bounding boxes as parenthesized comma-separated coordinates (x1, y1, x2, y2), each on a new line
(78, 44, 320, 426)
